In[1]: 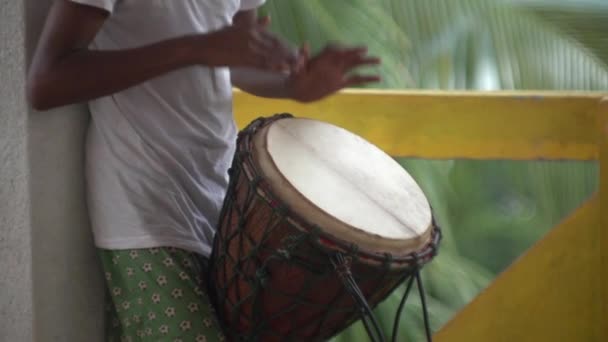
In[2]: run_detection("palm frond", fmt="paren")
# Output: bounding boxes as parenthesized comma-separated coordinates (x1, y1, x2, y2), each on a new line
(261, 0, 412, 88)
(386, 0, 608, 90)
(257, 1, 604, 340)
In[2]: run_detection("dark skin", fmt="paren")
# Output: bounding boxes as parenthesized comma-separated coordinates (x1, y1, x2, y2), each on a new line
(27, 1, 380, 110)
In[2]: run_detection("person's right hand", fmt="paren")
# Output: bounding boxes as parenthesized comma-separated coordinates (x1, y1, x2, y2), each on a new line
(200, 16, 299, 72)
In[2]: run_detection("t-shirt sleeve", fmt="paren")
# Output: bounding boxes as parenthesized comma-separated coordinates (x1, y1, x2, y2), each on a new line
(240, 0, 266, 11)
(68, 0, 118, 13)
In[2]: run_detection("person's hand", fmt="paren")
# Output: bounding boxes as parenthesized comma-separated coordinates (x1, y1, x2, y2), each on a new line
(199, 16, 298, 72)
(287, 44, 381, 103)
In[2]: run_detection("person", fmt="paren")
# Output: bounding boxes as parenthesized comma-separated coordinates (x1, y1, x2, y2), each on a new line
(27, 0, 380, 340)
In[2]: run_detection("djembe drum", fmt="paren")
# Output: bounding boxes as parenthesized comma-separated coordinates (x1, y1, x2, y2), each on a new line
(208, 114, 441, 342)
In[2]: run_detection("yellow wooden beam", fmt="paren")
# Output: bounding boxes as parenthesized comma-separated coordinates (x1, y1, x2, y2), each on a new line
(598, 98, 608, 341)
(234, 90, 601, 160)
(434, 197, 602, 342)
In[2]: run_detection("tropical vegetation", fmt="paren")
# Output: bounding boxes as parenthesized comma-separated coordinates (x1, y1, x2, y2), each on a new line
(260, 1, 606, 340)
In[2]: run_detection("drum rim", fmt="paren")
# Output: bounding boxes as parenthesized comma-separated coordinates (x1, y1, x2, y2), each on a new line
(265, 117, 433, 240)
(237, 114, 441, 267)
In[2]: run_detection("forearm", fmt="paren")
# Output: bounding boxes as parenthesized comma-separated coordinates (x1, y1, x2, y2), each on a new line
(28, 35, 207, 110)
(230, 67, 294, 99)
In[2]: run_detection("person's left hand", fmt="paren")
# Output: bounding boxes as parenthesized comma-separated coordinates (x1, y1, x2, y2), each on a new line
(287, 44, 381, 103)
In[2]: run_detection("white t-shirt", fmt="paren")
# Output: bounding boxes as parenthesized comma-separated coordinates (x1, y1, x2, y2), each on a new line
(71, 0, 265, 257)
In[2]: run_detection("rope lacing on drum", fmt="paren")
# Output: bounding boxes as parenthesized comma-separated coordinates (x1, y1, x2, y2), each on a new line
(331, 253, 386, 342)
(331, 251, 435, 342)
(391, 259, 433, 342)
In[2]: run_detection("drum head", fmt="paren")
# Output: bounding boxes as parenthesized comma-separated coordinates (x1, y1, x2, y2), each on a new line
(252, 118, 433, 256)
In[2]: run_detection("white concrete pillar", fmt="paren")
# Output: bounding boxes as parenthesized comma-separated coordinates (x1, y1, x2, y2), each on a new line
(1, 1, 106, 340)
(1, 0, 33, 340)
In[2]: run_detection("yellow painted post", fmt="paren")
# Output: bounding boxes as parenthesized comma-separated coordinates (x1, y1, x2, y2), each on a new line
(234, 90, 600, 160)
(599, 97, 608, 341)
(435, 198, 601, 342)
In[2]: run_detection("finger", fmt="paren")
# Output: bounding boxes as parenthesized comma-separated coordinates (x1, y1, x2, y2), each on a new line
(336, 47, 372, 61)
(339, 46, 368, 55)
(294, 43, 310, 73)
(257, 16, 271, 28)
(343, 74, 382, 87)
(252, 32, 298, 69)
(320, 45, 370, 66)
(260, 34, 300, 69)
(249, 32, 274, 53)
(343, 56, 381, 70)
(330, 45, 368, 58)
(247, 43, 285, 70)
(301, 42, 311, 60)
(251, 56, 289, 72)
(249, 42, 287, 71)
(258, 31, 296, 55)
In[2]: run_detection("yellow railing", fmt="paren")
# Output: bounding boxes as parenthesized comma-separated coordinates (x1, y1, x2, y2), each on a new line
(234, 90, 607, 341)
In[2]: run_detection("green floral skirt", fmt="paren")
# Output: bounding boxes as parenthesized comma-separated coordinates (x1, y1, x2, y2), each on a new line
(99, 247, 225, 342)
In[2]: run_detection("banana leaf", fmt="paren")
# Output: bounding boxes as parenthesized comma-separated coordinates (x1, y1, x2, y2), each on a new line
(259, 1, 603, 340)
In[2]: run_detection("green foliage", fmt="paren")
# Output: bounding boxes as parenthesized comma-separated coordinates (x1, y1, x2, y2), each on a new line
(260, 0, 604, 340)
(385, 0, 608, 90)
(260, 0, 410, 88)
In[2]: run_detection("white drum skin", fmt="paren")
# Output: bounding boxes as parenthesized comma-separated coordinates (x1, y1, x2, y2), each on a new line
(252, 118, 433, 256)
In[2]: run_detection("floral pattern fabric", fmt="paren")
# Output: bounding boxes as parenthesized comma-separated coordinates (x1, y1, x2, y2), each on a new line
(99, 247, 225, 342)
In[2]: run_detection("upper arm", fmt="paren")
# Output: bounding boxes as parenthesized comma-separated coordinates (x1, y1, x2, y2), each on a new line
(27, 1, 108, 98)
